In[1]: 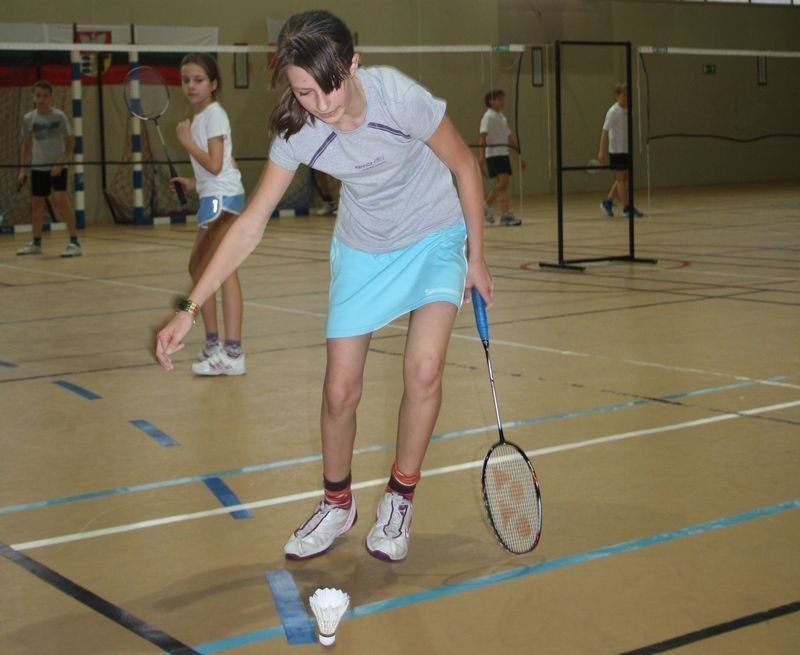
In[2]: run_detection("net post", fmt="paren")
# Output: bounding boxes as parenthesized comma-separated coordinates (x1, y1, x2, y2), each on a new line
(128, 51, 145, 225)
(539, 41, 583, 271)
(69, 50, 85, 230)
(626, 41, 635, 259)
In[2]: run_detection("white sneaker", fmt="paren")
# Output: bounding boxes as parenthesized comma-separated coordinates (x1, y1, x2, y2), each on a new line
(500, 212, 522, 226)
(484, 205, 495, 224)
(191, 348, 246, 376)
(197, 342, 220, 361)
(60, 242, 82, 258)
(284, 500, 358, 560)
(365, 492, 413, 562)
(16, 242, 42, 255)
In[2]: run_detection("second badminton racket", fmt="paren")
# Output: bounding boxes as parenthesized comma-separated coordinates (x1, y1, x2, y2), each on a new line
(471, 286, 542, 555)
(123, 66, 186, 206)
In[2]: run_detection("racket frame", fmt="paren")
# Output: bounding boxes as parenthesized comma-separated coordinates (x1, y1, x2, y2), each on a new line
(481, 440, 543, 554)
(123, 66, 187, 206)
(0, 180, 24, 227)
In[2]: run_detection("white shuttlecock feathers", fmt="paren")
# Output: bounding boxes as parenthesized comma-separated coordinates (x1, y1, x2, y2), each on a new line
(309, 587, 350, 646)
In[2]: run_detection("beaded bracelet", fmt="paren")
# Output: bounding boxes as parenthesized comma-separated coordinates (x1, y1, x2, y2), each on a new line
(177, 297, 200, 323)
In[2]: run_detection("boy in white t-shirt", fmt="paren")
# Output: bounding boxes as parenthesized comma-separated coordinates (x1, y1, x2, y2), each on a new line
(478, 89, 524, 226)
(16, 80, 82, 257)
(597, 83, 642, 218)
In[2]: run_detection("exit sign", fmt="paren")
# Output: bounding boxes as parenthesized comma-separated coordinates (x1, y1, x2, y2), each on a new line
(703, 64, 716, 74)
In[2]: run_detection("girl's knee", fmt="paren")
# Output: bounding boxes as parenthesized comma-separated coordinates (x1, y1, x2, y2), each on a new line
(404, 354, 444, 394)
(323, 376, 363, 416)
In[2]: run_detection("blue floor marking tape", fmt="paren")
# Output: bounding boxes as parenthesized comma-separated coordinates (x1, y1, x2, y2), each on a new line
(191, 498, 800, 653)
(264, 570, 316, 645)
(129, 420, 179, 447)
(53, 380, 101, 400)
(203, 478, 253, 520)
(0, 359, 18, 368)
(0, 376, 787, 516)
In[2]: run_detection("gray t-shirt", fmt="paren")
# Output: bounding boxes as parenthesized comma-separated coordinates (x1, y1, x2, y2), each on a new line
(21, 108, 72, 171)
(269, 66, 463, 253)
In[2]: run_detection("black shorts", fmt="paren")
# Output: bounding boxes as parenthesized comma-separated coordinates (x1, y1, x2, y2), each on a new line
(486, 155, 512, 178)
(609, 153, 630, 171)
(31, 169, 68, 197)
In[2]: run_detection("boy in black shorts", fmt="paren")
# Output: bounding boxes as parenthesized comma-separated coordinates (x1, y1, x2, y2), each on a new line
(597, 83, 642, 219)
(16, 80, 82, 257)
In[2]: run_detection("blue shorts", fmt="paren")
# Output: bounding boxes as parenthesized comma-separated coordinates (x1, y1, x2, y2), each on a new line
(197, 193, 245, 228)
(326, 222, 468, 339)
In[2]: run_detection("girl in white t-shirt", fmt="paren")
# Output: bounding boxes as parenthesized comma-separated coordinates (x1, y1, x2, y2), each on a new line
(156, 11, 492, 563)
(172, 53, 247, 376)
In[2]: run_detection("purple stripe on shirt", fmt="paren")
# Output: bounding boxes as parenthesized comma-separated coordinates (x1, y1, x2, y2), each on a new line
(309, 132, 338, 168)
(367, 122, 411, 139)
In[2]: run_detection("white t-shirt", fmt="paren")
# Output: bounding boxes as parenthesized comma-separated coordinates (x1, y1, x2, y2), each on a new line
(602, 102, 628, 154)
(21, 108, 71, 171)
(189, 102, 244, 197)
(269, 66, 463, 254)
(479, 108, 511, 158)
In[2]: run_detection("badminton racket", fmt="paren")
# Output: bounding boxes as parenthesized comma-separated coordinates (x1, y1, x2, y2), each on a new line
(123, 66, 186, 205)
(471, 287, 542, 554)
(0, 179, 24, 227)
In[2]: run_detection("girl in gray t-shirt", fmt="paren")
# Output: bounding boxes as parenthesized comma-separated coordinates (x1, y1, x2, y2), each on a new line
(156, 9, 492, 563)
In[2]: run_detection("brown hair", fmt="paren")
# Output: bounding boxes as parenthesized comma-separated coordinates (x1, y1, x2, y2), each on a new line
(614, 83, 627, 97)
(180, 52, 221, 98)
(268, 10, 355, 139)
(484, 89, 504, 108)
(32, 79, 53, 94)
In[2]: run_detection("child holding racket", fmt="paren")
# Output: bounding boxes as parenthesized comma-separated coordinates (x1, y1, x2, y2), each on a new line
(156, 10, 492, 562)
(478, 89, 524, 226)
(597, 83, 642, 218)
(16, 80, 81, 257)
(171, 53, 247, 375)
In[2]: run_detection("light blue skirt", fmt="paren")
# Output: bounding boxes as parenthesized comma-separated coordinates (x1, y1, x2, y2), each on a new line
(197, 193, 245, 228)
(326, 222, 468, 339)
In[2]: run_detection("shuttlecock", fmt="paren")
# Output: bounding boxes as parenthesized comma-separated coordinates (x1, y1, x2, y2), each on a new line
(309, 587, 349, 646)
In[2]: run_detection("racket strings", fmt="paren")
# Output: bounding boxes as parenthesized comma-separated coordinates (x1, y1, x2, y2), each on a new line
(124, 68, 170, 120)
(483, 443, 542, 554)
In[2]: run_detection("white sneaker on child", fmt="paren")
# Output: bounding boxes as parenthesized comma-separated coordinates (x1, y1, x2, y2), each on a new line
(60, 242, 82, 257)
(16, 242, 42, 255)
(365, 491, 413, 562)
(191, 348, 246, 376)
(284, 500, 358, 560)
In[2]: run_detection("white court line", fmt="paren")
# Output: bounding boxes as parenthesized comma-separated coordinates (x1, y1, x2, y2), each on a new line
(11, 398, 800, 552)
(2, 261, 798, 388)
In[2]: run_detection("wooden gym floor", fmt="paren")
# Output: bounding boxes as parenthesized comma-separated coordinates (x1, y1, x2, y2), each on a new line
(1, 182, 798, 654)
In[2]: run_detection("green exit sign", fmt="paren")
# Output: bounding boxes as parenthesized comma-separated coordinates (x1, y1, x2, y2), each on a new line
(703, 64, 716, 74)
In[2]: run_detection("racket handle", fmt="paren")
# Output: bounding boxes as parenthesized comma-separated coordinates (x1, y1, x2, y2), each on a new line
(471, 287, 490, 343)
(169, 165, 187, 206)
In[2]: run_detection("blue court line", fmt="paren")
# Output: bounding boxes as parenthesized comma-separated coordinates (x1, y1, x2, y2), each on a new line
(0, 376, 786, 516)
(52, 380, 101, 400)
(189, 498, 800, 654)
(0, 359, 18, 368)
(129, 420, 179, 448)
(203, 478, 253, 520)
(264, 571, 317, 645)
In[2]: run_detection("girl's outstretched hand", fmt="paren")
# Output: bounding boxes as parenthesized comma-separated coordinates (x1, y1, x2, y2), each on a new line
(155, 311, 195, 370)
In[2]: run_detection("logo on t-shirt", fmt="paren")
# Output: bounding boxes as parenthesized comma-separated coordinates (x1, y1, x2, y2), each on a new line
(355, 155, 386, 171)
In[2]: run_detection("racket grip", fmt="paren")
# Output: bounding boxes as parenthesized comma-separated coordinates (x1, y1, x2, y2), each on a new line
(471, 287, 490, 342)
(169, 165, 187, 206)
(173, 180, 187, 206)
